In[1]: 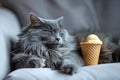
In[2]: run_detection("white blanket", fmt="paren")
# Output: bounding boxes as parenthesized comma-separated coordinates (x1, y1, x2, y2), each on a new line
(6, 63, 120, 80)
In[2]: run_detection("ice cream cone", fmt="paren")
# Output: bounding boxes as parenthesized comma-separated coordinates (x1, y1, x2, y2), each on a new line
(80, 43, 102, 66)
(80, 34, 103, 66)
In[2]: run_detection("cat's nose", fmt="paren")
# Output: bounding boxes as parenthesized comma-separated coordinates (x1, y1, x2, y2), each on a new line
(55, 38, 60, 41)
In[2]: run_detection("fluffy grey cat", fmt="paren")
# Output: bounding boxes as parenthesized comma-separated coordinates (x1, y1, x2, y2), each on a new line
(11, 13, 119, 74)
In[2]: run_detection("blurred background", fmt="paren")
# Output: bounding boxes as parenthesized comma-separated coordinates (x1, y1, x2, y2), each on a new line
(0, 0, 120, 36)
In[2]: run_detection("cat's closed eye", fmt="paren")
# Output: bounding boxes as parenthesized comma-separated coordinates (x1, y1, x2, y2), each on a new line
(43, 29, 48, 31)
(60, 32, 64, 36)
(42, 29, 52, 33)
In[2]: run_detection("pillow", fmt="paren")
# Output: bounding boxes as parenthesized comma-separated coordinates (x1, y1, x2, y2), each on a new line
(6, 63, 120, 80)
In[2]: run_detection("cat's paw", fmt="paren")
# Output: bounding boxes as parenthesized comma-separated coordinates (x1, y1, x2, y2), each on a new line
(60, 62, 78, 75)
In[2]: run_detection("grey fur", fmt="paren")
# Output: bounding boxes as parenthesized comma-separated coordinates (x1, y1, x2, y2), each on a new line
(12, 13, 120, 74)
(12, 13, 84, 74)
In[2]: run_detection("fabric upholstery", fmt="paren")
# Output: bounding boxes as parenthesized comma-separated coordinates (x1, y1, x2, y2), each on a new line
(0, 8, 20, 80)
(6, 63, 120, 80)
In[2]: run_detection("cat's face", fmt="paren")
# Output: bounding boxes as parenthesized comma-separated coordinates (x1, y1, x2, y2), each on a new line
(20, 13, 67, 49)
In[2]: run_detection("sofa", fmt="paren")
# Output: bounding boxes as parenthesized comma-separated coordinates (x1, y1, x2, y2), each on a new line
(0, 0, 120, 80)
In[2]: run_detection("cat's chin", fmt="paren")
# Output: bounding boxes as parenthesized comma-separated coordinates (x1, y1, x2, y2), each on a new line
(45, 43, 60, 49)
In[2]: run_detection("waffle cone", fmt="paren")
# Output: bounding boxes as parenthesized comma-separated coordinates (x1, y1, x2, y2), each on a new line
(80, 43, 102, 66)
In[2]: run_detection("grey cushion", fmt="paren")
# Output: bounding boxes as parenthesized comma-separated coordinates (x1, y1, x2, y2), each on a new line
(6, 63, 120, 80)
(2, 0, 120, 36)
(0, 8, 20, 80)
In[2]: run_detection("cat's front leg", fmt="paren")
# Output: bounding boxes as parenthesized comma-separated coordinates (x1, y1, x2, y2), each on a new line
(59, 52, 84, 75)
(12, 53, 46, 69)
(60, 59, 78, 75)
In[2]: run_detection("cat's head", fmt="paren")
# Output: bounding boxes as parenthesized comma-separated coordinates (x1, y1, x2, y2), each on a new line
(19, 13, 69, 50)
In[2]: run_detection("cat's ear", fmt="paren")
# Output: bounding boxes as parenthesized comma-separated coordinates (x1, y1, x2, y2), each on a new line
(29, 12, 42, 24)
(57, 16, 64, 27)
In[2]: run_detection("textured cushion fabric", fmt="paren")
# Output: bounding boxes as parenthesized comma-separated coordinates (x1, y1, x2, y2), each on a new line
(6, 63, 120, 80)
(0, 8, 20, 80)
